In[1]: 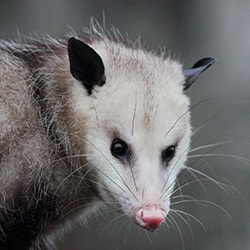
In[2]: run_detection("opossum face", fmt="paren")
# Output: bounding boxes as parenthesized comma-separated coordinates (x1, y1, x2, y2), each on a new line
(85, 76, 191, 231)
(69, 38, 215, 231)
(87, 95, 191, 231)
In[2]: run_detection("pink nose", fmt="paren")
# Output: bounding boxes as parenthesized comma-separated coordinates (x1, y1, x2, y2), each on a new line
(134, 203, 166, 231)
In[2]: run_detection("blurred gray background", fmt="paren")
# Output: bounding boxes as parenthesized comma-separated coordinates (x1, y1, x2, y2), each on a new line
(0, 1, 249, 249)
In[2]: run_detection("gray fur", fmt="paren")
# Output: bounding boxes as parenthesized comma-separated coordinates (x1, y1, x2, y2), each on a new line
(0, 39, 99, 249)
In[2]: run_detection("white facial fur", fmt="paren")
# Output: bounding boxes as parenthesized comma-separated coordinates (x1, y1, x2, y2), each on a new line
(71, 39, 191, 230)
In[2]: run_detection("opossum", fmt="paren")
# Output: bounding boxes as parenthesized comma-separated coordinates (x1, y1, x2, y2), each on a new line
(0, 26, 215, 249)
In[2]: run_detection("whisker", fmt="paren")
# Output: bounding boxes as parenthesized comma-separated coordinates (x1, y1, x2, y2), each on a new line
(0, 225, 6, 241)
(169, 209, 194, 240)
(167, 214, 185, 250)
(82, 137, 139, 202)
(164, 178, 209, 202)
(170, 209, 206, 231)
(86, 162, 128, 194)
(128, 163, 138, 192)
(54, 163, 88, 194)
(101, 213, 127, 236)
(54, 155, 130, 200)
(63, 131, 138, 201)
(164, 214, 175, 229)
(171, 198, 231, 219)
(143, 229, 153, 244)
(129, 91, 139, 192)
(189, 141, 232, 153)
(181, 168, 208, 197)
(191, 112, 219, 137)
(175, 178, 184, 205)
(59, 178, 129, 217)
(52, 153, 88, 163)
(131, 91, 137, 136)
(160, 145, 189, 199)
(185, 167, 234, 193)
(74, 166, 95, 194)
(93, 104, 100, 128)
(61, 199, 98, 218)
(84, 177, 130, 201)
(171, 194, 197, 200)
(164, 99, 209, 138)
(188, 153, 250, 166)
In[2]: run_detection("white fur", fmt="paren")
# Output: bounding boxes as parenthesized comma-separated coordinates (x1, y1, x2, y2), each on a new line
(71, 38, 191, 220)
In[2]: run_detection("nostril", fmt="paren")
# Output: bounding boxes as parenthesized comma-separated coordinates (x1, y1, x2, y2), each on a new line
(134, 204, 167, 231)
(140, 210, 144, 217)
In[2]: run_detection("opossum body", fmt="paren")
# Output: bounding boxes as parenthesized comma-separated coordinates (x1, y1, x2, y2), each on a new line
(0, 27, 215, 249)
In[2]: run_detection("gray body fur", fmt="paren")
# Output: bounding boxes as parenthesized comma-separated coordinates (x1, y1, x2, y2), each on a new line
(0, 39, 98, 249)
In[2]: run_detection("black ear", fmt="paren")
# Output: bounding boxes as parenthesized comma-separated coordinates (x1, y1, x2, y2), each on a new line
(183, 57, 216, 90)
(68, 37, 106, 95)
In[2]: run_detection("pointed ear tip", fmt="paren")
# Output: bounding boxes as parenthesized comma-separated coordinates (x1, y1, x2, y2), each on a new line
(68, 37, 81, 46)
(68, 37, 74, 46)
(191, 57, 217, 69)
(203, 57, 217, 66)
(207, 57, 217, 63)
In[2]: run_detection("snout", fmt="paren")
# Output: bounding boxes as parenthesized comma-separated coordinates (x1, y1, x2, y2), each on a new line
(134, 203, 167, 231)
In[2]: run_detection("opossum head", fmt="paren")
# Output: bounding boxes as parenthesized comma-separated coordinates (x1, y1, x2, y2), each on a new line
(69, 37, 215, 231)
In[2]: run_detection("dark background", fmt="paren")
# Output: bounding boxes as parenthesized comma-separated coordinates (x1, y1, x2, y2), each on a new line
(1, 1, 250, 249)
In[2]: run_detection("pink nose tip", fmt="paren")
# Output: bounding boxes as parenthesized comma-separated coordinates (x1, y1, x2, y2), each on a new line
(134, 204, 166, 231)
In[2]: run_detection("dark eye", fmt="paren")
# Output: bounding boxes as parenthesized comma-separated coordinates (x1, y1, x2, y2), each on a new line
(111, 138, 128, 158)
(162, 145, 176, 162)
